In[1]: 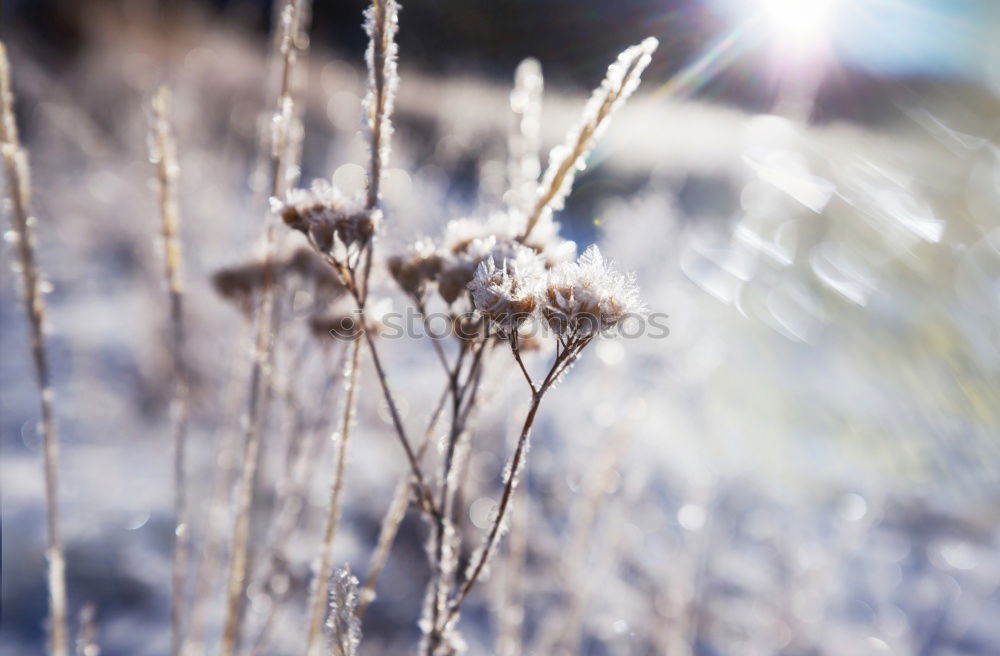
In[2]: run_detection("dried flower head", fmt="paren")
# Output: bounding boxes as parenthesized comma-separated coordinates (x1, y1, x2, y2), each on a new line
(469, 247, 545, 335)
(429, 212, 574, 305)
(387, 238, 442, 299)
(542, 245, 643, 338)
(435, 218, 498, 304)
(275, 180, 377, 255)
(212, 260, 272, 315)
(213, 246, 345, 315)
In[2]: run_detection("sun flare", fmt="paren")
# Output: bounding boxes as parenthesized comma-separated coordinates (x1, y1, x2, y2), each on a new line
(761, 0, 839, 47)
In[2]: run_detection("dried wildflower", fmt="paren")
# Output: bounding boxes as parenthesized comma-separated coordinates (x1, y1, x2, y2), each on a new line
(434, 219, 497, 304)
(212, 245, 345, 316)
(387, 238, 442, 299)
(275, 180, 377, 255)
(542, 245, 643, 337)
(430, 213, 574, 306)
(469, 247, 545, 335)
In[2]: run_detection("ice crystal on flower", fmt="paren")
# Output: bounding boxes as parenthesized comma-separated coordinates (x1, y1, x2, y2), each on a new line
(469, 247, 545, 335)
(543, 245, 644, 337)
(276, 179, 376, 254)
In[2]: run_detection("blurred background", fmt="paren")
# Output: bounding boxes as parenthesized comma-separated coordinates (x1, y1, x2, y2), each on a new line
(2, 0, 999, 655)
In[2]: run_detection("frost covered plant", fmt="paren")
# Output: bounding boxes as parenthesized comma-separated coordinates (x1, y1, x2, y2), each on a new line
(277, 181, 379, 268)
(325, 566, 362, 656)
(543, 244, 645, 339)
(367, 30, 656, 655)
(469, 248, 545, 336)
(438, 244, 644, 644)
(387, 238, 442, 300)
(270, 0, 656, 651)
(522, 36, 658, 240)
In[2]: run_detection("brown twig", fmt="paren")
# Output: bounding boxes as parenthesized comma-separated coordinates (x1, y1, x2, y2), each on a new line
(305, 338, 363, 656)
(1, 41, 69, 656)
(150, 85, 191, 656)
(356, 384, 449, 621)
(442, 337, 590, 633)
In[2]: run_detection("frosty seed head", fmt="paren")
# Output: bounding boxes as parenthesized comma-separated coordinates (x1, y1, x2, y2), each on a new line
(430, 213, 575, 305)
(434, 218, 498, 304)
(542, 245, 643, 337)
(213, 245, 346, 315)
(276, 180, 377, 254)
(469, 247, 545, 335)
(387, 238, 442, 299)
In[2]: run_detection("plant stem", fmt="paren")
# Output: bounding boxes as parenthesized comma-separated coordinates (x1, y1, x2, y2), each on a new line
(444, 388, 545, 632)
(305, 338, 362, 656)
(150, 85, 191, 656)
(219, 2, 305, 652)
(356, 385, 448, 621)
(441, 341, 581, 635)
(1, 41, 69, 656)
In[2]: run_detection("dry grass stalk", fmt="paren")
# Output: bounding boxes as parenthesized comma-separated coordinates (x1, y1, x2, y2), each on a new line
(219, 1, 308, 653)
(520, 38, 657, 241)
(363, 0, 399, 210)
(149, 84, 192, 656)
(305, 338, 363, 656)
(274, 6, 653, 650)
(0, 40, 69, 656)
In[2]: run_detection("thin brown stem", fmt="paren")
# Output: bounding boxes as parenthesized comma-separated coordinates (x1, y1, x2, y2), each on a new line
(509, 335, 536, 395)
(442, 343, 578, 632)
(359, 319, 440, 519)
(356, 384, 449, 621)
(150, 85, 191, 656)
(445, 389, 545, 629)
(219, 3, 305, 653)
(1, 41, 69, 656)
(305, 338, 363, 656)
(364, 0, 398, 210)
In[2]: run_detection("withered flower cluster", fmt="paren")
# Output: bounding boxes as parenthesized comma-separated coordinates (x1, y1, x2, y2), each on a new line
(276, 181, 380, 262)
(213, 245, 345, 316)
(389, 210, 577, 308)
